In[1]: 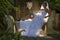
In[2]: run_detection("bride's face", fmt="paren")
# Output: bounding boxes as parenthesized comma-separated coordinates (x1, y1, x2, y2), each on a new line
(43, 3, 47, 8)
(43, 4, 46, 8)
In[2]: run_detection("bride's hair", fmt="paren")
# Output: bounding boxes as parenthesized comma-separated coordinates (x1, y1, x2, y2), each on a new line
(40, 1, 49, 10)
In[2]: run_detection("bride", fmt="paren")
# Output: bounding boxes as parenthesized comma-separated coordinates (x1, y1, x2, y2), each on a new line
(37, 1, 51, 37)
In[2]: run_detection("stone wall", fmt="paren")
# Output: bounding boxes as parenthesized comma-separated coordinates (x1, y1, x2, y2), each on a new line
(47, 10, 60, 34)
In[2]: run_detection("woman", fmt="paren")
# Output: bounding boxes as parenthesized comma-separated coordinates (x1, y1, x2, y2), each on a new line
(38, 2, 51, 37)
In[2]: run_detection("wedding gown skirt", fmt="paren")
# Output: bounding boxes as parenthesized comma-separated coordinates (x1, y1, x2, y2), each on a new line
(18, 10, 48, 37)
